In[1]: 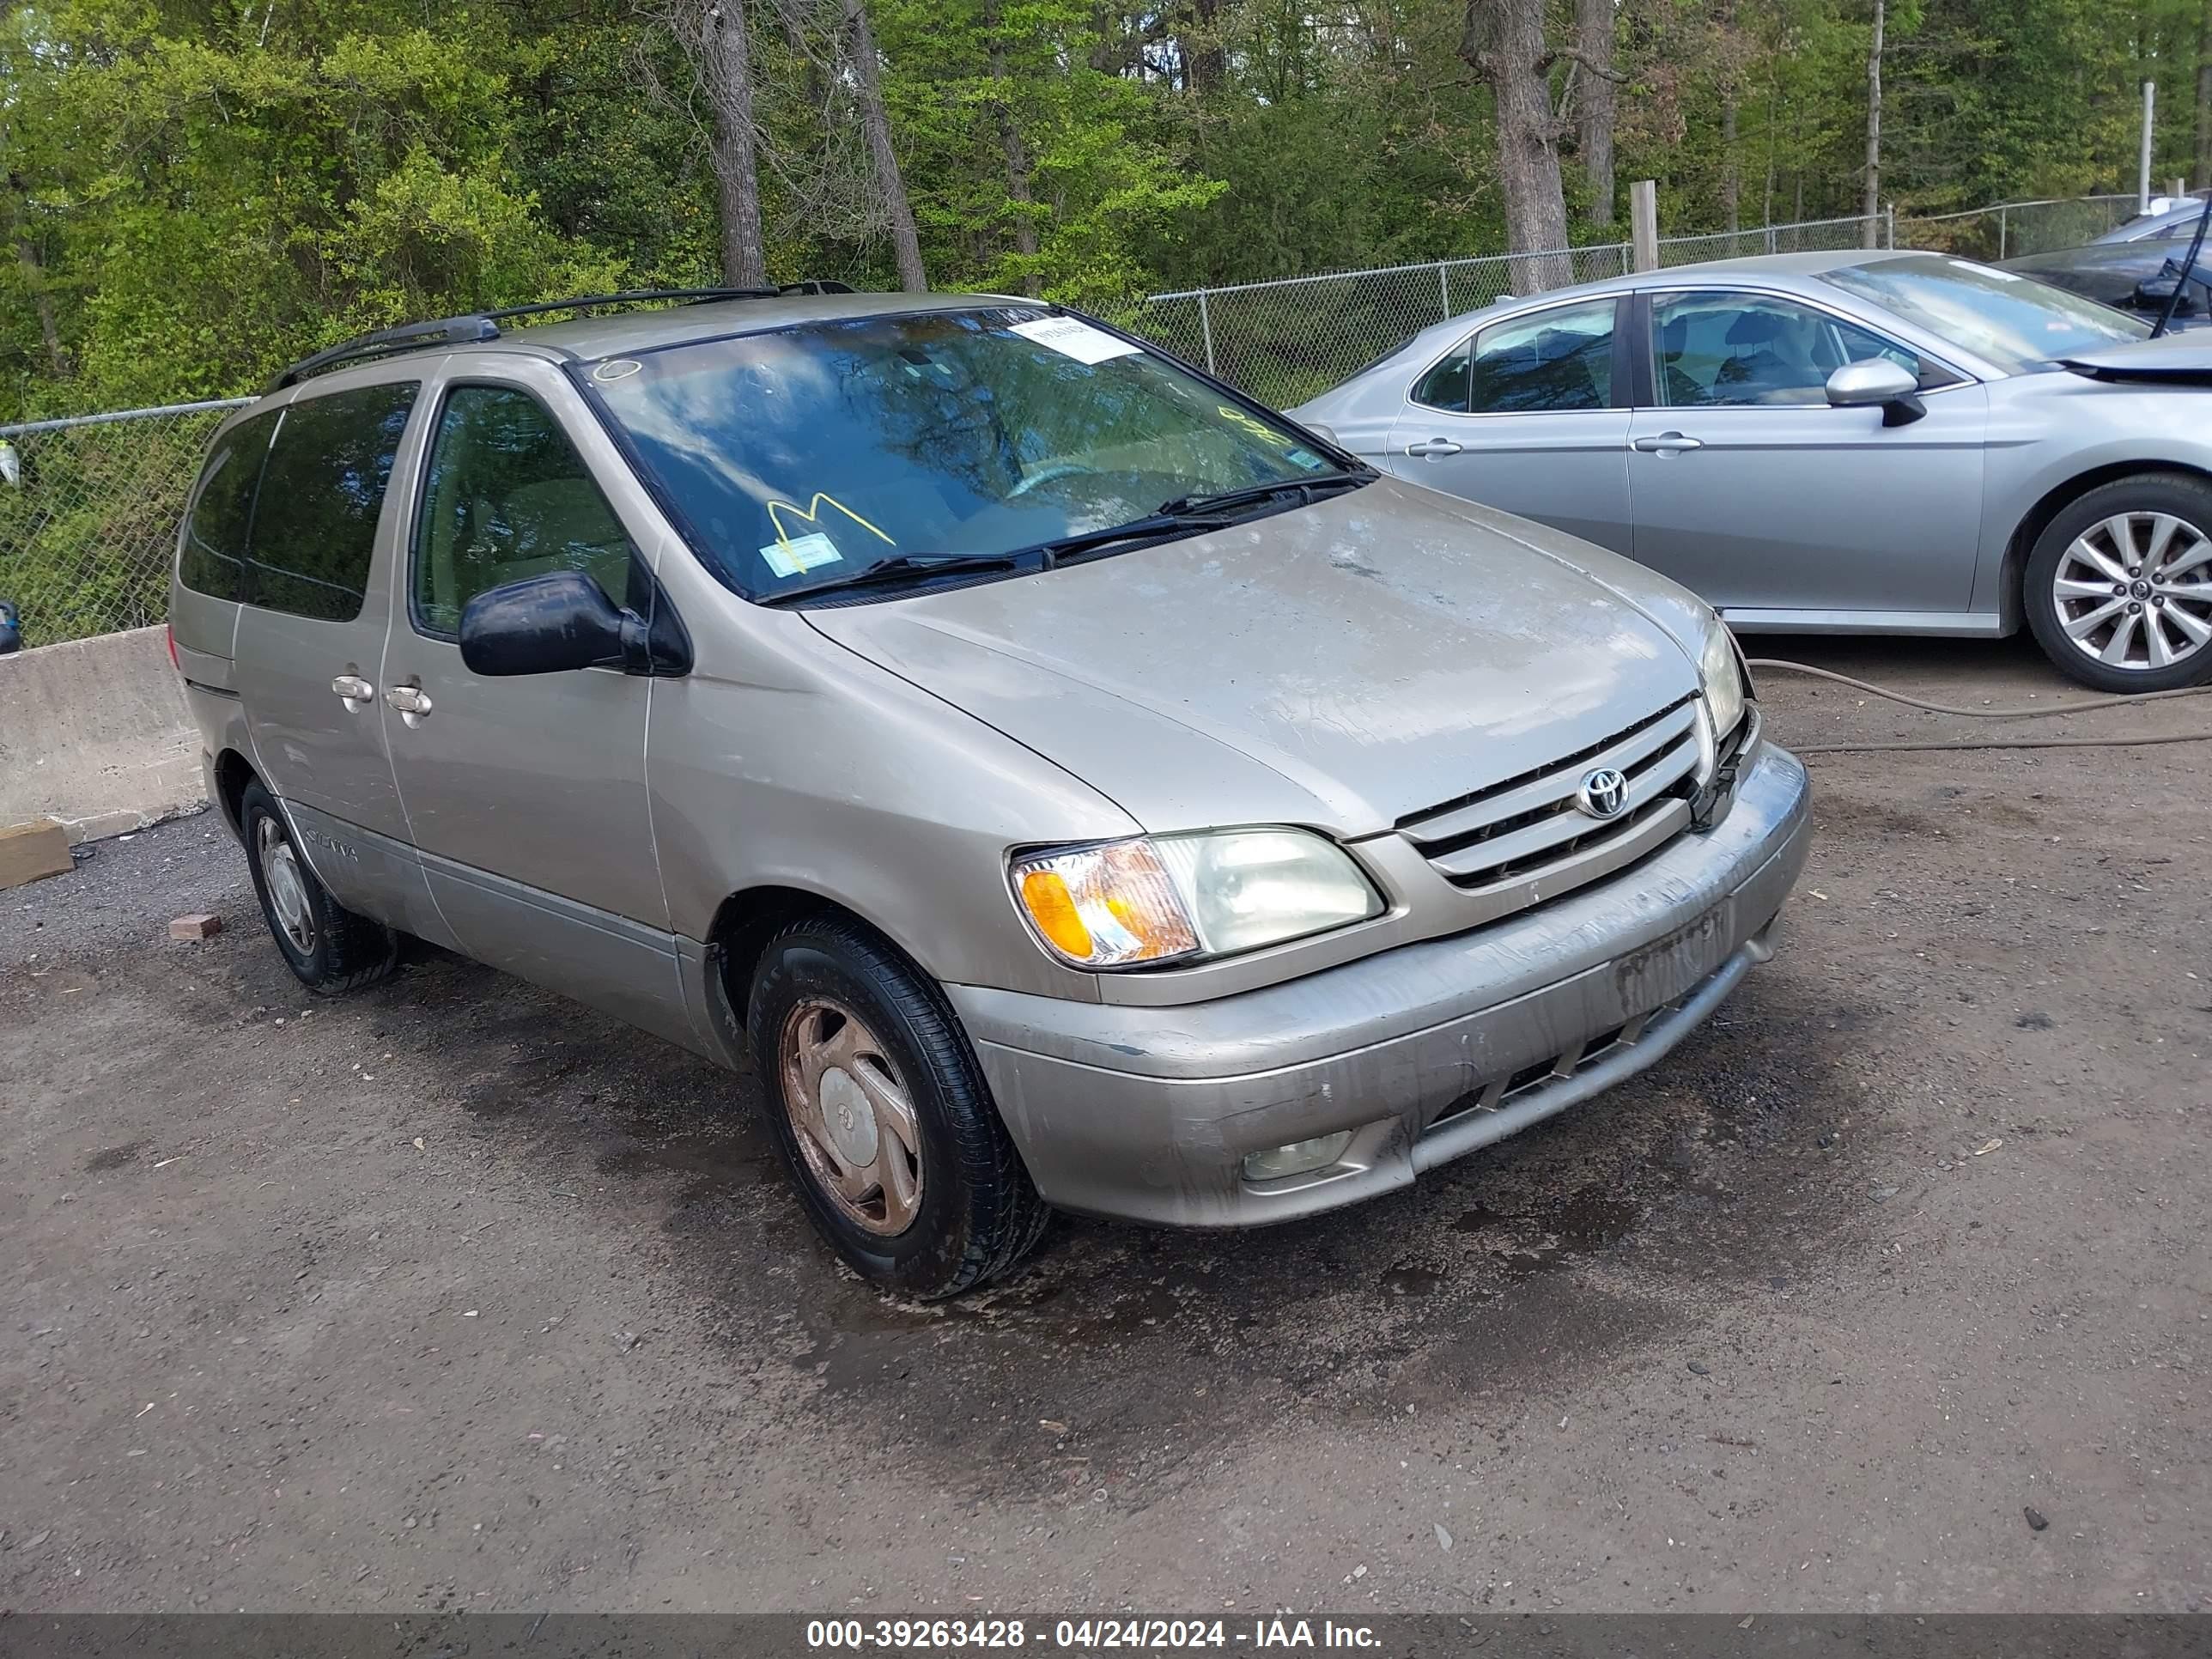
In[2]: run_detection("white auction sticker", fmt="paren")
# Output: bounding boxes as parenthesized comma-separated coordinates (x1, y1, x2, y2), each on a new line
(760, 532, 845, 578)
(1009, 315, 1142, 365)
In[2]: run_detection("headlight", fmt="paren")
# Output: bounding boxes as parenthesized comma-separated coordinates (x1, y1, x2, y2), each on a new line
(1011, 828, 1384, 969)
(1698, 616, 1747, 740)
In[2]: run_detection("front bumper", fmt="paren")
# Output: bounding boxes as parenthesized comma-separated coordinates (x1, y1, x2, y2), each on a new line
(948, 741, 1813, 1226)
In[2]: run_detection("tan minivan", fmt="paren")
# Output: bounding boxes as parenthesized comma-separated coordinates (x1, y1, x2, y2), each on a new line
(172, 288, 1811, 1297)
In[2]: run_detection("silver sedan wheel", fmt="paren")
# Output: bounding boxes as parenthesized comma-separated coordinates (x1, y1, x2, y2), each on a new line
(777, 998, 924, 1237)
(2052, 511, 2212, 672)
(254, 815, 318, 956)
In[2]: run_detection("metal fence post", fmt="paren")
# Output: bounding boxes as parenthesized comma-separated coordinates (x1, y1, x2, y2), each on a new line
(1437, 261, 1451, 321)
(1885, 202, 1896, 249)
(1196, 290, 1217, 377)
(1998, 204, 2008, 259)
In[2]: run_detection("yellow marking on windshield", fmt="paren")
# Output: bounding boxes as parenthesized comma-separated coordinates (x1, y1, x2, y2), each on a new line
(1216, 405, 1285, 444)
(765, 493, 896, 552)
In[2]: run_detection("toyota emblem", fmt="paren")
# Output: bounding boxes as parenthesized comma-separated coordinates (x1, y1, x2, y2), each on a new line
(1576, 766, 1631, 819)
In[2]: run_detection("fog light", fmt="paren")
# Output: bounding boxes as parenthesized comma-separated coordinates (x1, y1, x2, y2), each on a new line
(1242, 1131, 1353, 1182)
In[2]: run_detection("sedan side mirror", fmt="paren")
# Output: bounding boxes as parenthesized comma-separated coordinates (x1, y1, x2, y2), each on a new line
(1826, 358, 1926, 427)
(459, 569, 689, 678)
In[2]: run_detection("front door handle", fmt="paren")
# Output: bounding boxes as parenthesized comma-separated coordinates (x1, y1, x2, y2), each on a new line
(331, 674, 374, 710)
(1632, 432, 1705, 453)
(384, 683, 434, 727)
(1405, 438, 1465, 458)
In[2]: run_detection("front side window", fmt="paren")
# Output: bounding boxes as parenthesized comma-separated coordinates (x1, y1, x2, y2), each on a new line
(1468, 299, 1617, 413)
(246, 382, 419, 622)
(1814, 253, 2148, 374)
(1652, 291, 1927, 407)
(581, 307, 1343, 600)
(413, 386, 636, 637)
(179, 410, 278, 601)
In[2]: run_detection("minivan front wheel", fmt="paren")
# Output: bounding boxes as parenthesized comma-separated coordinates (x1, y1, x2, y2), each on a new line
(237, 781, 398, 994)
(747, 915, 1049, 1298)
(2026, 474, 2212, 692)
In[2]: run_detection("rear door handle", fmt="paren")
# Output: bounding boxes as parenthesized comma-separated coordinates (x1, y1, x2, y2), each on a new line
(1632, 432, 1704, 453)
(1405, 438, 1464, 458)
(384, 684, 434, 727)
(331, 674, 374, 710)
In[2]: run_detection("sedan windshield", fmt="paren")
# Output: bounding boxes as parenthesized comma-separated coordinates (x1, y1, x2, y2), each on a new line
(1815, 253, 2149, 374)
(579, 307, 1347, 600)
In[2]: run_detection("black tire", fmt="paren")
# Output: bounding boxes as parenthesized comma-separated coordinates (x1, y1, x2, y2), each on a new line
(2024, 472, 2212, 693)
(237, 780, 399, 995)
(746, 913, 1050, 1298)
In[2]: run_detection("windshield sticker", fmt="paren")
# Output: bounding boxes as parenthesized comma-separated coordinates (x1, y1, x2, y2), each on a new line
(758, 532, 846, 579)
(763, 491, 896, 555)
(592, 358, 644, 381)
(1009, 315, 1142, 365)
(1954, 258, 2021, 281)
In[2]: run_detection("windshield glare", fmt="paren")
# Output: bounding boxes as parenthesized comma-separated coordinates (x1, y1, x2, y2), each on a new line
(582, 307, 1341, 599)
(1814, 253, 2149, 374)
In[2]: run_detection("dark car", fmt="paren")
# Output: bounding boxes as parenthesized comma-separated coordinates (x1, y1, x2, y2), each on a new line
(2092, 197, 2212, 244)
(2002, 234, 2210, 331)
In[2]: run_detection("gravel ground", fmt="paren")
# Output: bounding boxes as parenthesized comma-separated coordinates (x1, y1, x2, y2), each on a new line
(3, 634, 2208, 1615)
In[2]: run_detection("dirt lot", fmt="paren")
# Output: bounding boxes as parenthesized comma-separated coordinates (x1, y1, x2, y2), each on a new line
(3, 635, 2208, 1615)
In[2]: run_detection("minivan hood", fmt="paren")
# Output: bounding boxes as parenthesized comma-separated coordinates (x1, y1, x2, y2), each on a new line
(803, 478, 1702, 836)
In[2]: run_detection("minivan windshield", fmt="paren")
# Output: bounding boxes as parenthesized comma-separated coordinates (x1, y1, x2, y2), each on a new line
(580, 307, 1352, 600)
(1814, 253, 2150, 374)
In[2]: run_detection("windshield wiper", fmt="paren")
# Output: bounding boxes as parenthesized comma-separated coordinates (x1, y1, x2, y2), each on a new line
(762, 550, 1042, 605)
(1157, 468, 1373, 519)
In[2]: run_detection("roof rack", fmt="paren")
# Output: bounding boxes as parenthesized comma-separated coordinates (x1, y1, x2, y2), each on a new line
(265, 282, 859, 392)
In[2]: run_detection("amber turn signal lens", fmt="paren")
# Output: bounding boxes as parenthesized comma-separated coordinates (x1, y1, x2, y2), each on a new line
(1009, 840, 1201, 968)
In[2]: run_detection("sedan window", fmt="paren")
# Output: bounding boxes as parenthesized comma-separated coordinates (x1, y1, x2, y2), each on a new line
(1652, 291, 1925, 407)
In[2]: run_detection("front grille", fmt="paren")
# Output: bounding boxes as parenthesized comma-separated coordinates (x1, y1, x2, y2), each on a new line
(1421, 997, 1685, 1140)
(1397, 696, 1703, 906)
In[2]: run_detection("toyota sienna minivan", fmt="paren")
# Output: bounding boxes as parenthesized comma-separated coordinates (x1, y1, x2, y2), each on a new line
(170, 287, 1811, 1297)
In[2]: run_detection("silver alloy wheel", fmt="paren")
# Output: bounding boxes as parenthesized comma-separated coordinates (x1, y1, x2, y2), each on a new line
(255, 814, 318, 956)
(2052, 511, 2212, 672)
(777, 998, 924, 1237)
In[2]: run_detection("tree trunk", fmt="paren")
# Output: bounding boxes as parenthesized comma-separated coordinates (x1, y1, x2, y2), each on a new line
(986, 0, 1041, 295)
(704, 0, 768, 289)
(1187, 0, 1227, 94)
(12, 230, 68, 379)
(1719, 0, 1740, 233)
(842, 0, 927, 291)
(1573, 0, 1616, 231)
(1463, 0, 1573, 295)
(2197, 0, 2211, 188)
(1863, 0, 1884, 247)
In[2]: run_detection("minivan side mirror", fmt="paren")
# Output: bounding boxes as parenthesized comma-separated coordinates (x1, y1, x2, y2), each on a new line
(459, 570, 690, 678)
(1826, 358, 1925, 427)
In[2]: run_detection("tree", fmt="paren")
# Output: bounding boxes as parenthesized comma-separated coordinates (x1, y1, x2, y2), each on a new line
(842, 0, 927, 290)
(1574, 0, 1619, 231)
(669, 0, 769, 287)
(1462, 0, 1572, 292)
(1863, 0, 1885, 245)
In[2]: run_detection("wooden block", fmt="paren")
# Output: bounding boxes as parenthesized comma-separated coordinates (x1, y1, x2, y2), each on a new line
(168, 913, 223, 942)
(0, 819, 73, 890)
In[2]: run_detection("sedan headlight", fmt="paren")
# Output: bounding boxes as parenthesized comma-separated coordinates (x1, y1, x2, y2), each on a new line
(1698, 616, 1747, 741)
(1011, 828, 1384, 969)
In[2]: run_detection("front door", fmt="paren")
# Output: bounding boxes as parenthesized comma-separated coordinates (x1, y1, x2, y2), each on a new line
(379, 362, 690, 1045)
(1385, 295, 1633, 555)
(1627, 288, 1990, 617)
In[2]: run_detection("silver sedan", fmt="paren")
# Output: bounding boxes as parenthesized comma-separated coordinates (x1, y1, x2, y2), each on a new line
(1291, 249, 2212, 690)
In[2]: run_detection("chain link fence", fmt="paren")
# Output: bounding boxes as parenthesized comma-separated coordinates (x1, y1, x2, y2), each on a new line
(1894, 192, 2165, 261)
(0, 400, 249, 651)
(0, 194, 2171, 650)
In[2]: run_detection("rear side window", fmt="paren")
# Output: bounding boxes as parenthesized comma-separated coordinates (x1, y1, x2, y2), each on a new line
(246, 382, 419, 622)
(1411, 341, 1473, 411)
(179, 411, 278, 601)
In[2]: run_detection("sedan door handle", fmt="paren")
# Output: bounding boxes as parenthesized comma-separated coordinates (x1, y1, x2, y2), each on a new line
(331, 674, 374, 709)
(1405, 437, 1465, 458)
(1632, 432, 1705, 453)
(384, 684, 434, 727)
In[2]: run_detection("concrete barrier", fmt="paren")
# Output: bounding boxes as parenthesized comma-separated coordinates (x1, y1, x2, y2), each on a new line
(0, 625, 204, 842)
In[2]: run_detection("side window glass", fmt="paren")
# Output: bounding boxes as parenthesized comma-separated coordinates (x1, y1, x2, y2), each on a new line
(1410, 341, 1473, 412)
(1655, 292, 1923, 407)
(413, 386, 635, 639)
(180, 410, 278, 601)
(247, 382, 419, 621)
(1468, 298, 1615, 413)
